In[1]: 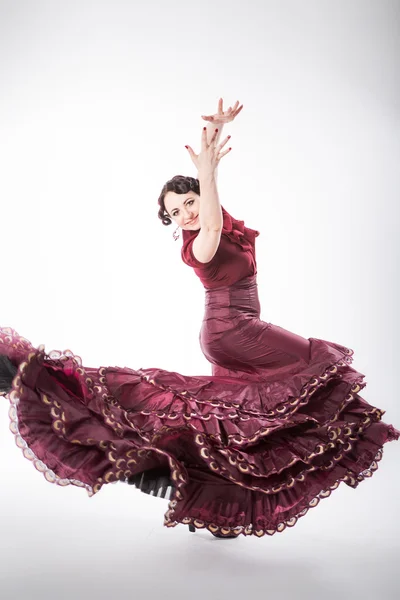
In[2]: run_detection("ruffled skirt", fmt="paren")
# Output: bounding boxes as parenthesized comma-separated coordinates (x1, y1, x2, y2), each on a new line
(1, 279, 399, 537)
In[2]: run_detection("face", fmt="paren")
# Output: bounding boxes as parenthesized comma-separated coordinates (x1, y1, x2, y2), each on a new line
(164, 191, 201, 231)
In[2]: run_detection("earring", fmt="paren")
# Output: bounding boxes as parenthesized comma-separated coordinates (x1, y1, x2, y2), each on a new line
(173, 225, 180, 241)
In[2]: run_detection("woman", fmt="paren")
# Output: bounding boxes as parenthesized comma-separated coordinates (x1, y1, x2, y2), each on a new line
(1, 99, 399, 540)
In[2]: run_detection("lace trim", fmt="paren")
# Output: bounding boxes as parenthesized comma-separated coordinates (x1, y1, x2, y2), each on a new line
(1, 328, 170, 497)
(133, 359, 398, 536)
(2, 326, 398, 538)
(137, 380, 384, 494)
(135, 347, 354, 419)
(4, 342, 96, 496)
(135, 352, 357, 447)
(163, 446, 387, 537)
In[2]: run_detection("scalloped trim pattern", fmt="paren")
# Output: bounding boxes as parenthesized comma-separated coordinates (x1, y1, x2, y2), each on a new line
(137, 346, 354, 420)
(1, 326, 399, 538)
(2, 334, 96, 496)
(133, 351, 363, 455)
(163, 447, 385, 538)
(149, 386, 397, 536)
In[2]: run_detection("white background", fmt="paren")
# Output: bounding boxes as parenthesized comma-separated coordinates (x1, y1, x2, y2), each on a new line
(0, 1, 399, 598)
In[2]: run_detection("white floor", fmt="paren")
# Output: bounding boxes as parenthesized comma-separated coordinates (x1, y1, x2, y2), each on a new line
(1, 447, 398, 600)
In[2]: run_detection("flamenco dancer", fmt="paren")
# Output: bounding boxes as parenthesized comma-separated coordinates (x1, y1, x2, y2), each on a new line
(1, 99, 399, 540)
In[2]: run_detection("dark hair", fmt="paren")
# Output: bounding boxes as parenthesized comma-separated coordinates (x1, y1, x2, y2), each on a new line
(157, 175, 200, 226)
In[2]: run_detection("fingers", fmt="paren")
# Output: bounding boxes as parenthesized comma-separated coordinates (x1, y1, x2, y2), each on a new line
(201, 101, 243, 123)
(185, 144, 200, 169)
(223, 100, 241, 116)
(217, 146, 232, 162)
(185, 145, 197, 160)
(186, 128, 231, 169)
(202, 127, 219, 148)
(234, 104, 243, 117)
(225, 100, 243, 120)
(210, 127, 219, 145)
(201, 126, 209, 150)
(216, 135, 231, 151)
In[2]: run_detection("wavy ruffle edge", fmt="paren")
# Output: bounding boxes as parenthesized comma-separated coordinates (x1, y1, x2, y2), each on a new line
(1, 328, 96, 495)
(1, 326, 399, 538)
(134, 365, 399, 536)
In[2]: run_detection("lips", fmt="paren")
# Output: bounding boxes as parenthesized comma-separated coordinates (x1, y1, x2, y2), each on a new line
(186, 216, 198, 225)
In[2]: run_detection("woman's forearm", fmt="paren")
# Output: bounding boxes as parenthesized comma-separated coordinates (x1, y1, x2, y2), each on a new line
(197, 169, 223, 231)
(206, 121, 224, 145)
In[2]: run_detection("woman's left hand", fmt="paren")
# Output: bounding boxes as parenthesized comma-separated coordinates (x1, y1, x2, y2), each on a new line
(201, 98, 243, 124)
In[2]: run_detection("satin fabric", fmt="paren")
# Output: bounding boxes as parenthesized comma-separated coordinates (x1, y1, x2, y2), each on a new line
(200, 274, 311, 378)
(1, 315, 399, 538)
(181, 206, 259, 289)
(1, 203, 398, 538)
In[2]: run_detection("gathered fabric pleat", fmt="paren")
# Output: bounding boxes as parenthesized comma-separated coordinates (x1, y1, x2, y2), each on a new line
(1, 306, 399, 537)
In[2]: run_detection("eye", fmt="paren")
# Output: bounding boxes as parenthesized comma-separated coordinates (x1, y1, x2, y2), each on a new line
(172, 199, 194, 217)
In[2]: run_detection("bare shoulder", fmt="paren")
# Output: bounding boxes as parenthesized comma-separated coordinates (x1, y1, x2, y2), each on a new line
(192, 226, 223, 264)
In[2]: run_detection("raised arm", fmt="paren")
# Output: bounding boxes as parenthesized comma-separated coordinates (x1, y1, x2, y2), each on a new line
(185, 127, 231, 260)
(200, 98, 243, 181)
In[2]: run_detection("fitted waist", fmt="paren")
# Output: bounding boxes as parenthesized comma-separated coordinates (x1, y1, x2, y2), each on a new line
(204, 274, 257, 294)
(204, 275, 260, 316)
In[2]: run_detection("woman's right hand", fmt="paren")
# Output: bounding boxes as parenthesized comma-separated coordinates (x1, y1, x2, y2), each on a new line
(185, 127, 232, 176)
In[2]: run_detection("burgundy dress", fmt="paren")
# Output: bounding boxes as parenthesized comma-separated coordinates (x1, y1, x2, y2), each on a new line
(1, 206, 399, 538)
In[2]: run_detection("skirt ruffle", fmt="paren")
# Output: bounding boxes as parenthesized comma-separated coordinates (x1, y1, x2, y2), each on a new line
(1, 326, 399, 538)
